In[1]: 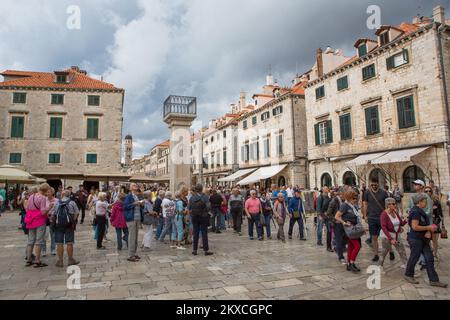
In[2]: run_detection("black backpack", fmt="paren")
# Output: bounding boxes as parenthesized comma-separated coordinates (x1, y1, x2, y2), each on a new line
(190, 196, 208, 218)
(55, 200, 74, 228)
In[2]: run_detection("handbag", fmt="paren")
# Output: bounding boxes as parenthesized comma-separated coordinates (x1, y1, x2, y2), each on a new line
(441, 220, 448, 239)
(142, 213, 154, 225)
(259, 213, 266, 226)
(344, 222, 366, 239)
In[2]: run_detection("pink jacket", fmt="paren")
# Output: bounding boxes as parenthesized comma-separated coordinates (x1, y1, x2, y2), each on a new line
(110, 201, 127, 228)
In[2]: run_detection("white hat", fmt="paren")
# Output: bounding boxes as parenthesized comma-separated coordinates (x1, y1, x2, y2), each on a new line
(413, 179, 425, 186)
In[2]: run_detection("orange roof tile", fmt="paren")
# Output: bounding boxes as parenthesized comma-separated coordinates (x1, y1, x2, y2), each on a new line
(0, 68, 123, 91)
(397, 23, 420, 35)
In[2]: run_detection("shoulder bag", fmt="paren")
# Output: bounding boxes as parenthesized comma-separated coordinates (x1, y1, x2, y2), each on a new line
(343, 203, 366, 239)
(441, 219, 448, 239)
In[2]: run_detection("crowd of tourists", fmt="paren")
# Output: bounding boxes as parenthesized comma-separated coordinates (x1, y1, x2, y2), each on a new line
(5, 177, 449, 288)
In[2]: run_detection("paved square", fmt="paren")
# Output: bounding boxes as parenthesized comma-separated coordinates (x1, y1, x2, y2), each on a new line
(0, 211, 449, 300)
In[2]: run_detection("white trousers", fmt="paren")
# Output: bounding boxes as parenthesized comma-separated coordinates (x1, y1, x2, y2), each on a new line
(142, 225, 153, 248)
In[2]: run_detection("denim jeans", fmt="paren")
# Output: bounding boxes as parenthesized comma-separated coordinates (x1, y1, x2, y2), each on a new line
(115, 227, 129, 250)
(159, 216, 174, 241)
(156, 216, 164, 239)
(248, 214, 262, 239)
(288, 217, 305, 239)
(405, 236, 439, 282)
(219, 213, 226, 230)
(171, 215, 184, 241)
(316, 216, 324, 243)
(325, 220, 332, 249)
(262, 214, 272, 238)
(211, 207, 222, 231)
(192, 215, 209, 252)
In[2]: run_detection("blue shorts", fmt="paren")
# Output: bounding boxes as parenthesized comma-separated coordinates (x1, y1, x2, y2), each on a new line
(55, 227, 75, 245)
(368, 218, 381, 237)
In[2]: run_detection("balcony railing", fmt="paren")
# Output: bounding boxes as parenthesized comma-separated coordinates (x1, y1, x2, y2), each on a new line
(163, 95, 197, 118)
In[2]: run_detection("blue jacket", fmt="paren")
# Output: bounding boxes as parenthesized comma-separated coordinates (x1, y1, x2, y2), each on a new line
(123, 193, 143, 222)
(288, 196, 304, 214)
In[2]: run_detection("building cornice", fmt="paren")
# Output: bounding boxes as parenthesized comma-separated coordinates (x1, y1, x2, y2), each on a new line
(305, 23, 434, 88)
(0, 86, 124, 93)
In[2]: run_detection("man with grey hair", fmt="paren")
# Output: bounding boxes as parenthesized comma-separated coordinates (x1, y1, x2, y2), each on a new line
(159, 191, 176, 244)
(52, 190, 80, 268)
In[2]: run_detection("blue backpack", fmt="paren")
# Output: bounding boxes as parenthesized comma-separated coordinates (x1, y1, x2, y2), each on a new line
(55, 200, 74, 228)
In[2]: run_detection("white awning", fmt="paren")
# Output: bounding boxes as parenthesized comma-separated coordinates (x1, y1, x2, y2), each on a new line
(371, 147, 430, 165)
(237, 164, 287, 185)
(345, 152, 387, 166)
(217, 168, 257, 182)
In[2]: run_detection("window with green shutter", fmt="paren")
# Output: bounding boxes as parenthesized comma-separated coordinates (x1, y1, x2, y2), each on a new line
(261, 111, 270, 121)
(337, 76, 349, 91)
(11, 116, 25, 138)
(88, 95, 100, 106)
(315, 86, 325, 99)
(49, 117, 63, 138)
(358, 44, 367, 57)
(339, 113, 352, 140)
(365, 106, 380, 135)
(51, 94, 64, 105)
(276, 134, 283, 155)
(223, 149, 227, 165)
(325, 120, 333, 144)
(252, 116, 257, 125)
(314, 124, 320, 146)
(273, 106, 283, 116)
(397, 95, 416, 129)
(316, 121, 333, 145)
(387, 49, 409, 70)
(243, 120, 248, 130)
(87, 118, 99, 139)
(49, 153, 61, 164)
(9, 153, 22, 164)
(362, 64, 376, 81)
(86, 154, 98, 164)
(12, 92, 27, 104)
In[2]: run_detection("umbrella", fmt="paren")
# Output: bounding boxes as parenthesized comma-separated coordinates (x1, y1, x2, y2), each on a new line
(0, 165, 35, 183)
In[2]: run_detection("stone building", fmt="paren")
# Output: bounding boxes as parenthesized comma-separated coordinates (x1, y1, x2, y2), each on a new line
(231, 76, 308, 189)
(124, 134, 133, 168)
(0, 66, 125, 190)
(304, 6, 450, 196)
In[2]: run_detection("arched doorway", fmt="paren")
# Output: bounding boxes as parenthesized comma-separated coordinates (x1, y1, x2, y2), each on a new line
(403, 166, 425, 193)
(47, 179, 62, 192)
(278, 176, 286, 187)
(369, 168, 387, 188)
(83, 181, 100, 192)
(264, 178, 272, 190)
(342, 171, 357, 187)
(320, 173, 332, 188)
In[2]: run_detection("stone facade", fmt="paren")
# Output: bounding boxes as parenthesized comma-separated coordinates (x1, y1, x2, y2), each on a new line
(0, 67, 124, 188)
(304, 15, 450, 196)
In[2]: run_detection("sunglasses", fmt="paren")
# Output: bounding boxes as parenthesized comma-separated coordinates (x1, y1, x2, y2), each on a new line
(425, 190, 432, 193)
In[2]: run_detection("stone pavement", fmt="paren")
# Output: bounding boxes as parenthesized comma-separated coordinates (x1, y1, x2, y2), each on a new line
(0, 210, 449, 300)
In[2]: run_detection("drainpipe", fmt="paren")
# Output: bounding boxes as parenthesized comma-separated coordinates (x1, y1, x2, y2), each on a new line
(436, 24, 450, 141)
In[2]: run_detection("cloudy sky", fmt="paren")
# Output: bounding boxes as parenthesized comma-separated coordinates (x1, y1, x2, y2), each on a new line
(1, 0, 448, 158)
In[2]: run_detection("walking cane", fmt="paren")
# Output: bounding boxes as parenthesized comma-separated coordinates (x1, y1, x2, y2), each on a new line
(271, 216, 278, 230)
(302, 211, 308, 238)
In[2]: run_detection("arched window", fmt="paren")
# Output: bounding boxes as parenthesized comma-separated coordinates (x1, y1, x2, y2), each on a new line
(369, 168, 387, 188)
(403, 166, 425, 193)
(278, 176, 286, 187)
(320, 173, 332, 188)
(342, 171, 357, 186)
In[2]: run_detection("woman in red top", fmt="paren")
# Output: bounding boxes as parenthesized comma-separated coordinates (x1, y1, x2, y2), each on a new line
(379, 198, 408, 269)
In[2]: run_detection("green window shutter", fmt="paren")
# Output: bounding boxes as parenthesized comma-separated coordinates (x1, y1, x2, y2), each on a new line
(11, 116, 24, 138)
(397, 98, 405, 128)
(9, 153, 22, 164)
(86, 154, 97, 164)
(365, 108, 371, 135)
(339, 116, 345, 140)
(374, 107, 380, 134)
(314, 123, 320, 145)
(386, 56, 395, 70)
(326, 120, 333, 144)
(87, 119, 99, 139)
(347, 115, 352, 139)
(50, 118, 62, 138)
(49, 153, 61, 164)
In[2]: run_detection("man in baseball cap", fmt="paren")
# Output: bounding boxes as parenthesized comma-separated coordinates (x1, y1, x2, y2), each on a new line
(412, 180, 425, 187)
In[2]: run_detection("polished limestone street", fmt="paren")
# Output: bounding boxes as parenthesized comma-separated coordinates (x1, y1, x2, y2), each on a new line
(0, 210, 449, 300)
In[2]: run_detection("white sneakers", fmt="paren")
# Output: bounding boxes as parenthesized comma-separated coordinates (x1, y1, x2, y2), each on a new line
(177, 246, 186, 250)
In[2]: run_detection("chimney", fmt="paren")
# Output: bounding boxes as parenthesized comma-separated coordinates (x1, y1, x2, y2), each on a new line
(266, 74, 274, 86)
(433, 6, 445, 24)
(239, 91, 246, 110)
(316, 48, 324, 78)
(324, 46, 333, 54)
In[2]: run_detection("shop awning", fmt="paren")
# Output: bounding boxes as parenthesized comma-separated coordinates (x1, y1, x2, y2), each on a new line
(371, 147, 430, 165)
(345, 152, 387, 166)
(237, 164, 287, 186)
(217, 168, 257, 182)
